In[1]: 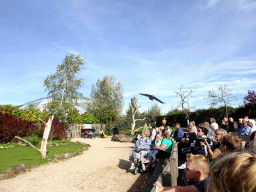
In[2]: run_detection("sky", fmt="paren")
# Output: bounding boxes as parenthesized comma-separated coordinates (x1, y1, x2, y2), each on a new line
(1, 0, 256, 115)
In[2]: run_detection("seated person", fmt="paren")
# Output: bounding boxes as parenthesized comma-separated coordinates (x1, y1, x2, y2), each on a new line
(237, 118, 251, 135)
(129, 130, 152, 170)
(147, 129, 173, 168)
(209, 152, 256, 192)
(190, 126, 212, 156)
(202, 132, 241, 161)
(146, 134, 163, 168)
(178, 125, 197, 159)
(154, 153, 209, 192)
(173, 123, 184, 142)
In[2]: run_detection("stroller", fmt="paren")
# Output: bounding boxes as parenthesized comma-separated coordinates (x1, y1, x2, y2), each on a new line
(131, 148, 149, 175)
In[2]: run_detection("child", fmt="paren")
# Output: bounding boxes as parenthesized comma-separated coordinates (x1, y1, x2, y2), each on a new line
(146, 134, 163, 168)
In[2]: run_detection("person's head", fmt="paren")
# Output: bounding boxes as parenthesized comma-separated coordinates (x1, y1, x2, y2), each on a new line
(209, 152, 256, 192)
(223, 117, 228, 122)
(152, 125, 155, 130)
(221, 133, 242, 152)
(229, 117, 234, 122)
(161, 129, 170, 139)
(184, 154, 209, 182)
(197, 125, 207, 137)
(187, 125, 194, 133)
(244, 115, 249, 119)
(155, 134, 162, 141)
(248, 119, 255, 128)
(142, 130, 149, 138)
(190, 121, 195, 126)
(239, 118, 243, 124)
(210, 118, 216, 123)
(242, 118, 249, 125)
(214, 128, 227, 142)
(175, 123, 181, 129)
(202, 122, 210, 129)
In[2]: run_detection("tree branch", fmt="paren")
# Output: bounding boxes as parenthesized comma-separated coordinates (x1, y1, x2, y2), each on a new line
(36, 118, 47, 126)
(15, 136, 41, 153)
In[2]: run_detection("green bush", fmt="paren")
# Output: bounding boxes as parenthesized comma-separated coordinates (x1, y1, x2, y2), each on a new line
(23, 136, 41, 146)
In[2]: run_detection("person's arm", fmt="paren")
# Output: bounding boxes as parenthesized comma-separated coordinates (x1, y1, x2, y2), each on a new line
(203, 140, 222, 159)
(155, 144, 167, 151)
(154, 182, 199, 192)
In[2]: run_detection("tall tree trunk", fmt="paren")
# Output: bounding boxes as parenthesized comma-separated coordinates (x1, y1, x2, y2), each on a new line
(40, 115, 54, 159)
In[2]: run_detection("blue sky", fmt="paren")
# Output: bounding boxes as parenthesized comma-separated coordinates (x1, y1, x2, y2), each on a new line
(1, 0, 256, 115)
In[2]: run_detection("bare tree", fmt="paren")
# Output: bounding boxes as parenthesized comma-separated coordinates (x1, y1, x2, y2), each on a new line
(15, 115, 54, 159)
(207, 85, 235, 118)
(175, 85, 195, 126)
(130, 97, 145, 135)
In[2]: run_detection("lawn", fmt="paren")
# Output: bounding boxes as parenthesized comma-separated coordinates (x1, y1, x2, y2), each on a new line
(0, 141, 84, 173)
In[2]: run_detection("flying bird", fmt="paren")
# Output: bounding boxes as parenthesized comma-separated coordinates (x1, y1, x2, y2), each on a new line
(139, 93, 165, 104)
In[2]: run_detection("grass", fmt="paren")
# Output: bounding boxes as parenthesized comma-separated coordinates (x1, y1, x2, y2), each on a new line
(0, 141, 84, 173)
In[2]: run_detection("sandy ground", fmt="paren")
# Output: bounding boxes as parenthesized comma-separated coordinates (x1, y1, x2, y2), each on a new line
(0, 137, 152, 192)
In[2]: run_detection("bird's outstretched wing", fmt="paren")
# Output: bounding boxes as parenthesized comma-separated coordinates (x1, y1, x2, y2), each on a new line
(139, 93, 152, 97)
(139, 93, 165, 104)
(152, 96, 164, 104)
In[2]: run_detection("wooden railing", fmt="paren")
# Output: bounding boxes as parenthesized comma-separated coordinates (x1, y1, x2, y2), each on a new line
(143, 139, 178, 192)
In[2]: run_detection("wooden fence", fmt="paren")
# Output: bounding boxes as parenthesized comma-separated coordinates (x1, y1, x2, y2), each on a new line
(68, 124, 105, 138)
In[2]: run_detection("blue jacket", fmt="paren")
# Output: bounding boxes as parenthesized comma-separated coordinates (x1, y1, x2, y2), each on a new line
(173, 128, 184, 142)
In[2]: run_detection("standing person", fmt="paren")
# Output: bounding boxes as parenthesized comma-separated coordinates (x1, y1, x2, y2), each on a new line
(228, 117, 238, 133)
(209, 118, 218, 131)
(173, 123, 184, 142)
(209, 152, 256, 192)
(154, 154, 209, 192)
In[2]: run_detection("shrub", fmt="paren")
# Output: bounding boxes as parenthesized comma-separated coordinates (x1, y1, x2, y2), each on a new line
(0, 111, 34, 143)
(23, 135, 41, 146)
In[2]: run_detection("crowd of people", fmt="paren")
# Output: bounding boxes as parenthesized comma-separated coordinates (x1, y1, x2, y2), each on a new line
(128, 116, 256, 192)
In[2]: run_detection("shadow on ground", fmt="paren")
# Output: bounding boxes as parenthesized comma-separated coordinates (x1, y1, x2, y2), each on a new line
(118, 159, 153, 192)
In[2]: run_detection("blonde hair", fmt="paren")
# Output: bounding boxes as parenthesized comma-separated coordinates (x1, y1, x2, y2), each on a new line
(155, 134, 162, 141)
(209, 152, 256, 192)
(186, 154, 209, 176)
(222, 133, 242, 151)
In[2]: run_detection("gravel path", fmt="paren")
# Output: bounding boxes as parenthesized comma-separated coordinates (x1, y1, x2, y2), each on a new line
(0, 137, 152, 192)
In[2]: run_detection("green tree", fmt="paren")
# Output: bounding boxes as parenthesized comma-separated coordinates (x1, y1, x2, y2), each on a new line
(146, 103, 161, 125)
(44, 54, 85, 123)
(87, 75, 123, 133)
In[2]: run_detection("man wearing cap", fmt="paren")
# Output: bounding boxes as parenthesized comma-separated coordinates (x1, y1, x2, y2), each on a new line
(237, 118, 251, 135)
